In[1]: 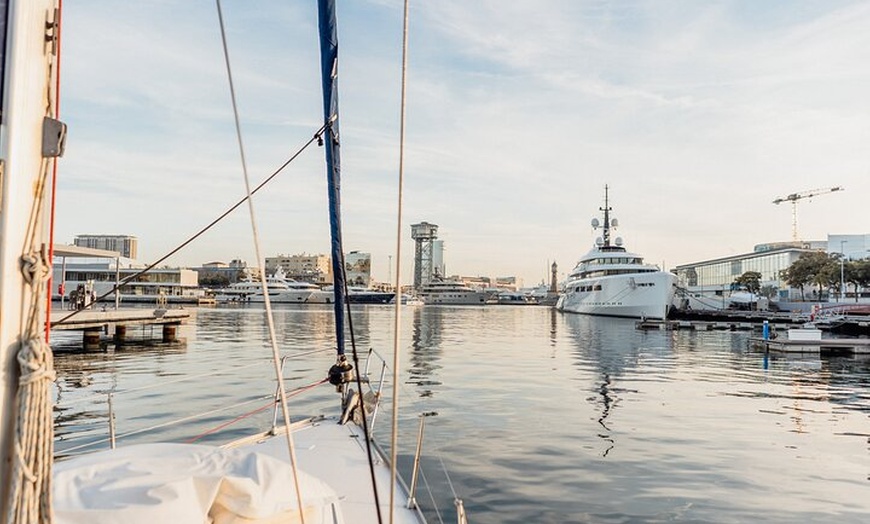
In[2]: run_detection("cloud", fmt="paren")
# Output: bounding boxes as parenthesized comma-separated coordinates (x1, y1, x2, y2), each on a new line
(57, 1, 870, 286)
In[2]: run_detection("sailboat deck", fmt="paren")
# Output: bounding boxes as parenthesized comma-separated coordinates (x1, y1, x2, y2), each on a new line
(228, 416, 426, 524)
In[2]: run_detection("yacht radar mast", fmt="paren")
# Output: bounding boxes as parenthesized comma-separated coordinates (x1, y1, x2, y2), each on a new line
(592, 185, 616, 248)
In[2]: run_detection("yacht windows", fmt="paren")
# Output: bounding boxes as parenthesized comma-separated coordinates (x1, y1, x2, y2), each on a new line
(580, 268, 657, 278)
(588, 257, 643, 265)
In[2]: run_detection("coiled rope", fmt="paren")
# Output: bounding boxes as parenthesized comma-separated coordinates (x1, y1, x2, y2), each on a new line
(7, 177, 58, 523)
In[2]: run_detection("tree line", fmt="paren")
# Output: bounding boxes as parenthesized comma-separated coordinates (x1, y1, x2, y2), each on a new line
(733, 252, 870, 301)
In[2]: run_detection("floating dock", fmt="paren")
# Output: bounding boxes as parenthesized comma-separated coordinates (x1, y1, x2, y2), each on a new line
(749, 336, 870, 355)
(637, 320, 760, 331)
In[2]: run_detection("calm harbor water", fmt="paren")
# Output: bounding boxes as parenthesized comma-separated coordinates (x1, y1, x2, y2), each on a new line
(52, 304, 870, 523)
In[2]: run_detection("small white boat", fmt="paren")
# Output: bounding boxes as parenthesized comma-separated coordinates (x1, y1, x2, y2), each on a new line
(402, 294, 425, 306)
(557, 186, 677, 320)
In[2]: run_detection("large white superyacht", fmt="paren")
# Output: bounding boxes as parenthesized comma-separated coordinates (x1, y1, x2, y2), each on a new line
(214, 268, 313, 303)
(557, 187, 676, 320)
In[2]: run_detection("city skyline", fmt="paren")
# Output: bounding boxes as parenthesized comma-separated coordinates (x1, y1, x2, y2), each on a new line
(55, 1, 870, 286)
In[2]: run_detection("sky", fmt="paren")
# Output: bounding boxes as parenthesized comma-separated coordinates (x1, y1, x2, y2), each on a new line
(56, 1, 870, 287)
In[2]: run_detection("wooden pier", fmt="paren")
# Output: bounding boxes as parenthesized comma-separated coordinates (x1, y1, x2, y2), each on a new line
(636, 319, 761, 331)
(50, 308, 191, 348)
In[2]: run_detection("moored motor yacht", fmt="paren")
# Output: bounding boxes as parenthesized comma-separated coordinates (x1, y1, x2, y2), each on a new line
(419, 279, 487, 305)
(557, 186, 676, 320)
(322, 285, 395, 304)
(215, 269, 313, 303)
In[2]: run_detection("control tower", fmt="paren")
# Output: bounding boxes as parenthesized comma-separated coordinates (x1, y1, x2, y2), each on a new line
(411, 222, 438, 290)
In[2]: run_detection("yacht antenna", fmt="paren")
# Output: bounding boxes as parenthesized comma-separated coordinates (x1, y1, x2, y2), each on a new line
(601, 185, 612, 247)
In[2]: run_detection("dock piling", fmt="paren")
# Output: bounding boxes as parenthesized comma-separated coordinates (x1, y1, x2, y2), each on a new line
(113, 325, 127, 343)
(83, 328, 101, 350)
(162, 324, 177, 343)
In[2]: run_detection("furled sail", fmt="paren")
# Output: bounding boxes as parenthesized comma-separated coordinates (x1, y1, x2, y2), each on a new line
(317, 0, 346, 355)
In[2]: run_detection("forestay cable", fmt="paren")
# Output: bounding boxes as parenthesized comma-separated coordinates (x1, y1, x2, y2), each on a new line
(214, 1, 305, 522)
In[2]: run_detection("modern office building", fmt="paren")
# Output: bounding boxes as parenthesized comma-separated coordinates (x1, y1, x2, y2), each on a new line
(74, 234, 138, 259)
(674, 235, 868, 305)
(52, 247, 201, 303)
(827, 234, 870, 260)
(674, 241, 819, 304)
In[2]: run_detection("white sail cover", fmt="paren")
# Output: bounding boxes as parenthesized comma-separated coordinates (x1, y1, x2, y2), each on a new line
(53, 443, 343, 524)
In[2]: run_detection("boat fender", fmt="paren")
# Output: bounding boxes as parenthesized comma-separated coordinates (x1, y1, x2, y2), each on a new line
(328, 355, 355, 387)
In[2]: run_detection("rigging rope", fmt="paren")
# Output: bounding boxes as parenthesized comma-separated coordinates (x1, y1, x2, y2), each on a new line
(214, 1, 305, 522)
(51, 122, 326, 328)
(45, 0, 64, 343)
(339, 242, 383, 521)
(185, 378, 328, 444)
(390, 2, 411, 521)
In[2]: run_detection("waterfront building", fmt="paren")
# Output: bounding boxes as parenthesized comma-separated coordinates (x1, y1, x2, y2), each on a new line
(828, 234, 870, 260)
(74, 234, 138, 259)
(674, 235, 868, 305)
(345, 251, 371, 287)
(265, 253, 332, 284)
(192, 259, 256, 287)
(52, 255, 201, 303)
(674, 242, 816, 304)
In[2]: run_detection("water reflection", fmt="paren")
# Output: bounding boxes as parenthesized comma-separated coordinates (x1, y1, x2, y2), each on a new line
(47, 305, 870, 522)
(51, 304, 379, 456)
(562, 314, 674, 457)
(407, 307, 444, 397)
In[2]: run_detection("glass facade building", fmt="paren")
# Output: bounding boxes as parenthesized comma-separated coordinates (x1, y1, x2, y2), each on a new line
(674, 245, 817, 300)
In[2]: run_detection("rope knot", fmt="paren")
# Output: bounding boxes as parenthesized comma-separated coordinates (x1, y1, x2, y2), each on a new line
(21, 250, 50, 286)
(17, 337, 56, 385)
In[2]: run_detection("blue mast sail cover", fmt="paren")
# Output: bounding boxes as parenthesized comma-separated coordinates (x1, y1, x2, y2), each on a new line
(317, 0, 346, 355)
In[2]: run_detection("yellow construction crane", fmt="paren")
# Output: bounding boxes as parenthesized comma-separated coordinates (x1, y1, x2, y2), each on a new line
(772, 186, 844, 241)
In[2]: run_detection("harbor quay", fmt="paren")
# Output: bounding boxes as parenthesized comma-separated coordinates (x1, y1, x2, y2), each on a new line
(640, 306, 870, 337)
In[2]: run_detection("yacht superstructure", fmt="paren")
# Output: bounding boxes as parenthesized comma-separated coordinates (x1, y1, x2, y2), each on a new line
(557, 187, 676, 319)
(419, 280, 487, 305)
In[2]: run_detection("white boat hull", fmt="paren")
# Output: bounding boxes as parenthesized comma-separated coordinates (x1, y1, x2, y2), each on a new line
(558, 272, 676, 320)
(303, 290, 335, 303)
(249, 290, 312, 303)
(421, 292, 487, 305)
